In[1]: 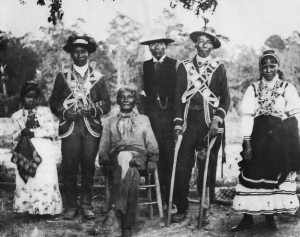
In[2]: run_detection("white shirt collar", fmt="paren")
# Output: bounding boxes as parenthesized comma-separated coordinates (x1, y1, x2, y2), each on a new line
(153, 54, 166, 63)
(196, 54, 211, 65)
(262, 75, 279, 89)
(73, 63, 89, 77)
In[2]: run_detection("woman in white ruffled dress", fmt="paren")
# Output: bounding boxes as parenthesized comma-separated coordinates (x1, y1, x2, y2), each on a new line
(232, 50, 300, 231)
(11, 81, 63, 216)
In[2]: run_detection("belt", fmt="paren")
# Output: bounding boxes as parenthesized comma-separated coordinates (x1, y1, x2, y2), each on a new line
(189, 104, 204, 110)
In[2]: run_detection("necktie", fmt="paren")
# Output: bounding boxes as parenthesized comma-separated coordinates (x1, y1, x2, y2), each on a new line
(155, 62, 162, 72)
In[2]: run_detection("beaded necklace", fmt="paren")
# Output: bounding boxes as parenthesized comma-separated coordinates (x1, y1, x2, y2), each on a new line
(257, 79, 281, 115)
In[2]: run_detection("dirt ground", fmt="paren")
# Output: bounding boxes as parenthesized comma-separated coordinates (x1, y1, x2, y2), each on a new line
(1, 185, 300, 237)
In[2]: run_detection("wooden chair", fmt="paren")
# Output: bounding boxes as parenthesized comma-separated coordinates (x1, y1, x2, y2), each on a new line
(105, 167, 163, 219)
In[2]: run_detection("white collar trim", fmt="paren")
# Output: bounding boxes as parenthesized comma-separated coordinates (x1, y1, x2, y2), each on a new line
(73, 63, 89, 77)
(196, 54, 211, 64)
(153, 54, 166, 63)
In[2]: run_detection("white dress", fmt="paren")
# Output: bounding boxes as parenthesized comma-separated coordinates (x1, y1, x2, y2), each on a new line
(232, 76, 300, 215)
(11, 106, 63, 215)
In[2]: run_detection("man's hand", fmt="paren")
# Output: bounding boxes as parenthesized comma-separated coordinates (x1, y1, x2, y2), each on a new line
(21, 128, 34, 138)
(80, 107, 95, 117)
(174, 129, 183, 143)
(147, 161, 157, 173)
(65, 110, 79, 121)
(209, 119, 219, 137)
(243, 140, 252, 160)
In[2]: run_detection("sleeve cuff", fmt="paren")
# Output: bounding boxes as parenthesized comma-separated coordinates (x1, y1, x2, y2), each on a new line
(212, 116, 223, 123)
(243, 136, 251, 141)
(174, 125, 182, 130)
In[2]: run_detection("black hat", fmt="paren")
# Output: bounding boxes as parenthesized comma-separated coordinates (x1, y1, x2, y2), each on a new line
(20, 81, 41, 98)
(190, 27, 221, 49)
(63, 35, 97, 54)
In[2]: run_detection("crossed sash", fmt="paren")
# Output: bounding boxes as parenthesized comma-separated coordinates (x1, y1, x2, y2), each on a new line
(61, 68, 97, 111)
(181, 59, 220, 108)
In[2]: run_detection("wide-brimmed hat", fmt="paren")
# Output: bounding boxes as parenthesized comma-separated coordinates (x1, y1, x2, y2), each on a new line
(63, 35, 97, 54)
(190, 27, 221, 49)
(140, 30, 174, 45)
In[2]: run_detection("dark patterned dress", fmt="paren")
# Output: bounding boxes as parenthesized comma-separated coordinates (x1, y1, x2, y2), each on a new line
(232, 77, 300, 215)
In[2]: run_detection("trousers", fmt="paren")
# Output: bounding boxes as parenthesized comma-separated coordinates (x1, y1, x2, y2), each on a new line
(61, 118, 100, 210)
(146, 106, 174, 204)
(173, 110, 221, 213)
(109, 151, 147, 228)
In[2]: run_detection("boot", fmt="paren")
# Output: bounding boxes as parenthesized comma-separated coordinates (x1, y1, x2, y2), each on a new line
(231, 214, 254, 232)
(265, 214, 278, 231)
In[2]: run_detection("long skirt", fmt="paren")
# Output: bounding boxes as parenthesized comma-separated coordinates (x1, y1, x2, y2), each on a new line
(13, 138, 63, 215)
(232, 115, 300, 214)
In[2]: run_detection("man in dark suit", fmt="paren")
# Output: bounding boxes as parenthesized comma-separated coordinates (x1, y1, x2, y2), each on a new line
(140, 31, 178, 207)
(50, 35, 111, 220)
(172, 27, 231, 223)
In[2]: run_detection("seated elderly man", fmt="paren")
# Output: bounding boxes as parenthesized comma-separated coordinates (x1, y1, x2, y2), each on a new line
(99, 87, 159, 237)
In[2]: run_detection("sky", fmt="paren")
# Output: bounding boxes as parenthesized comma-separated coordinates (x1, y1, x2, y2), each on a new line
(1, 0, 300, 52)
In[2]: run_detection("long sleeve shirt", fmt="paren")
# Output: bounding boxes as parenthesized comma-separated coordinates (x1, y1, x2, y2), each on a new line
(98, 113, 159, 163)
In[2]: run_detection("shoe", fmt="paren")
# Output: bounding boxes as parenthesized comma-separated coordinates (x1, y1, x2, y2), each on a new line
(265, 215, 278, 231)
(122, 227, 133, 237)
(81, 209, 95, 220)
(63, 210, 78, 220)
(231, 215, 254, 232)
(171, 212, 187, 223)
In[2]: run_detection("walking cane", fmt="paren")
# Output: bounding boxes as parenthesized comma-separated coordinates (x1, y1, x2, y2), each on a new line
(198, 128, 223, 229)
(167, 134, 183, 227)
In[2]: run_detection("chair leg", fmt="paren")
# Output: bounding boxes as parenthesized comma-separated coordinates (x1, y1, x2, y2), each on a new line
(154, 168, 163, 218)
(147, 173, 153, 219)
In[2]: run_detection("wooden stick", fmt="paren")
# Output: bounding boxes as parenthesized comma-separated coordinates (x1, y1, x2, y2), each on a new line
(154, 168, 164, 218)
(198, 135, 217, 229)
(167, 135, 183, 227)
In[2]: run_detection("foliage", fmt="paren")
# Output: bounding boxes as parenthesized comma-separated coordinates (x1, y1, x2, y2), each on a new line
(18, 0, 218, 26)
(0, 32, 40, 116)
(169, 0, 218, 16)
(105, 13, 144, 102)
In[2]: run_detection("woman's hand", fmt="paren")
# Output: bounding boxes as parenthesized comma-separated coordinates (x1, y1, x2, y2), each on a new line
(243, 140, 252, 160)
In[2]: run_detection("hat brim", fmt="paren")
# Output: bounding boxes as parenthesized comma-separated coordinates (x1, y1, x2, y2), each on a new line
(63, 43, 97, 54)
(190, 31, 221, 49)
(140, 38, 175, 45)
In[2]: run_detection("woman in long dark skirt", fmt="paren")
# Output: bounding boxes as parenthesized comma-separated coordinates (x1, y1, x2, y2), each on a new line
(232, 50, 300, 231)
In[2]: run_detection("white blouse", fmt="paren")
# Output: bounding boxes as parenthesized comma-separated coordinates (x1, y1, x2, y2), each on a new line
(241, 76, 300, 139)
(11, 106, 57, 140)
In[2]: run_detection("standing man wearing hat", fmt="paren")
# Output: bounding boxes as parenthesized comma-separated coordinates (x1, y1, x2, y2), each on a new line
(50, 35, 111, 220)
(172, 27, 230, 223)
(140, 31, 178, 207)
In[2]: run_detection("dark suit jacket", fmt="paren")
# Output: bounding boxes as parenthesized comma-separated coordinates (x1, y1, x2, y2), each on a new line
(142, 56, 177, 111)
(174, 55, 231, 128)
(50, 67, 111, 138)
